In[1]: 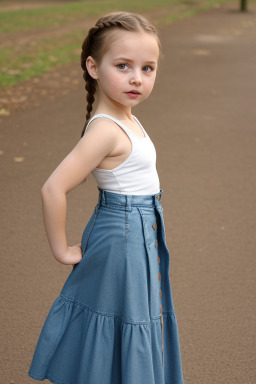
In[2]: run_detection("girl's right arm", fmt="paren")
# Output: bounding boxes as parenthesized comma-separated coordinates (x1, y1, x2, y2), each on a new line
(41, 118, 119, 265)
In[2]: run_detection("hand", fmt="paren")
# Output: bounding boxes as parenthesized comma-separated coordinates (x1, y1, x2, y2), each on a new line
(60, 243, 83, 267)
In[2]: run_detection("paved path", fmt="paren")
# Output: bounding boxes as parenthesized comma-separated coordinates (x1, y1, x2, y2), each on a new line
(1, 2, 255, 383)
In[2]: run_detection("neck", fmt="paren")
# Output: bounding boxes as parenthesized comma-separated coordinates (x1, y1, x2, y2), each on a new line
(93, 96, 134, 122)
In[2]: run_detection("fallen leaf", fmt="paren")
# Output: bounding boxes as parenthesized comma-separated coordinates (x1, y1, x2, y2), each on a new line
(192, 49, 211, 56)
(49, 56, 58, 62)
(0, 108, 10, 116)
(21, 63, 32, 69)
(14, 157, 24, 162)
(7, 69, 21, 75)
(11, 96, 27, 103)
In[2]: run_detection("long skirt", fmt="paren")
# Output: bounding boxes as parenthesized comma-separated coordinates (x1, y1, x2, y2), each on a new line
(28, 187, 184, 384)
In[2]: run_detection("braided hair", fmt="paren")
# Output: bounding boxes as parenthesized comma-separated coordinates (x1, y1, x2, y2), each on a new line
(80, 11, 161, 138)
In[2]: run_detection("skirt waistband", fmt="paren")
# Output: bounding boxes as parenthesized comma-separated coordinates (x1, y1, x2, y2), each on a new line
(97, 187, 163, 212)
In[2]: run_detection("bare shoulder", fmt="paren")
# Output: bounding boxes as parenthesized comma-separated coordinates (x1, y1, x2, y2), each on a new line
(84, 117, 122, 141)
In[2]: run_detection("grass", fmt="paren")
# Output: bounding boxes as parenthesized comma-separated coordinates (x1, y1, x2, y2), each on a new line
(0, 0, 251, 88)
(0, 30, 82, 87)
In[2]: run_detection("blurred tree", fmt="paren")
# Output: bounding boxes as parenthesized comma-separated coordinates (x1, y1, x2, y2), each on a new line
(240, 0, 247, 11)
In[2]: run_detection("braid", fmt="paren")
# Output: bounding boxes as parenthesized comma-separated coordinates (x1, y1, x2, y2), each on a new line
(80, 72, 97, 138)
(80, 27, 98, 138)
(96, 21, 123, 30)
(85, 76, 96, 124)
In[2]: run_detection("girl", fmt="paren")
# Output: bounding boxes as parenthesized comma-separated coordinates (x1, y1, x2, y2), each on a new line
(28, 11, 184, 384)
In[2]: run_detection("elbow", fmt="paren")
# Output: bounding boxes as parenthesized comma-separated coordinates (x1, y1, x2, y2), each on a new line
(41, 180, 66, 199)
(41, 181, 50, 198)
(41, 180, 56, 199)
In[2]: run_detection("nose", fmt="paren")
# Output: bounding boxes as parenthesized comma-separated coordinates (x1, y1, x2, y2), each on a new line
(129, 69, 142, 86)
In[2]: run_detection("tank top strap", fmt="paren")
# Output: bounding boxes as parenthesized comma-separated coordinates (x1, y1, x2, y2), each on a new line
(85, 113, 147, 140)
(131, 115, 148, 138)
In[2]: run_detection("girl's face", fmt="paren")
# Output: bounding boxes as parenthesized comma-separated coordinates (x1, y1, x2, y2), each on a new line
(88, 30, 159, 110)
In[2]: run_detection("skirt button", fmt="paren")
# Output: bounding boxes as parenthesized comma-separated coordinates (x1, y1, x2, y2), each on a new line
(159, 289, 162, 298)
(157, 195, 160, 201)
(158, 272, 161, 281)
(155, 240, 158, 247)
(157, 256, 160, 264)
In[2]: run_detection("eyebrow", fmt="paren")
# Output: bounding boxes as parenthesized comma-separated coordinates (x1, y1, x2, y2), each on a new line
(114, 57, 157, 64)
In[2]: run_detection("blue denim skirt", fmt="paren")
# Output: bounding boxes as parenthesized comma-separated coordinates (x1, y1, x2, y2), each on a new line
(28, 187, 184, 384)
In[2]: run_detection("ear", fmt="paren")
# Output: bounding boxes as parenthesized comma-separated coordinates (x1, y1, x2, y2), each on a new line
(86, 56, 99, 80)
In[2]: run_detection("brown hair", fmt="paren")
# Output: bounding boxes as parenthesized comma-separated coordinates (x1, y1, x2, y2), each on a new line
(80, 11, 161, 138)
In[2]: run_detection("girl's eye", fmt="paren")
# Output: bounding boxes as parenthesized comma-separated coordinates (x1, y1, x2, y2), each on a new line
(117, 64, 128, 70)
(142, 65, 153, 73)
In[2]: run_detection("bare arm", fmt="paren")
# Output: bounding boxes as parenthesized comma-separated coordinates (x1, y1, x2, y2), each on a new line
(41, 119, 118, 264)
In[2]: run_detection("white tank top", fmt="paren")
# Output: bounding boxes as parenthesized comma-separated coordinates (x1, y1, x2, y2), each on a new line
(84, 113, 160, 195)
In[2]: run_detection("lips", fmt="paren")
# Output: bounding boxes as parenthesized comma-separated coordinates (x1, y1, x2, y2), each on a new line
(125, 90, 141, 99)
(127, 90, 141, 95)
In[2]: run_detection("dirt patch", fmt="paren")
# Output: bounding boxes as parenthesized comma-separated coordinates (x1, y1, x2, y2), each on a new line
(0, 61, 85, 121)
